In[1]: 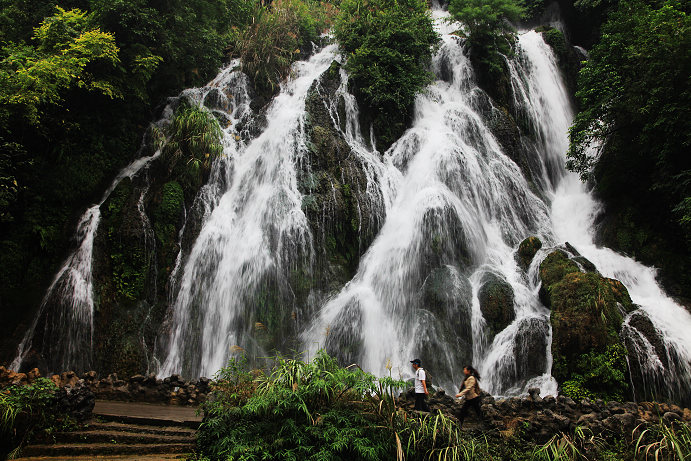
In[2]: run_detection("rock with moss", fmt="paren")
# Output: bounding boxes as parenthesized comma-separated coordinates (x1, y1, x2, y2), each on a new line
(539, 249, 634, 401)
(418, 266, 474, 387)
(478, 272, 515, 341)
(516, 236, 542, 270)
(299, 61, 379, 295)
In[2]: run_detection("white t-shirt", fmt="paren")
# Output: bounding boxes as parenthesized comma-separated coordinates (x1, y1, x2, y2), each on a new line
(414, 368, 426, 393)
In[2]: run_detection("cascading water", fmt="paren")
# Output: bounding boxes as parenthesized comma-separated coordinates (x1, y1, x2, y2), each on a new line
(159, 45, 344, 378)
(303, 20, 565, 394)
(11, 152, 161, 373)
(15, 6, 691, 404)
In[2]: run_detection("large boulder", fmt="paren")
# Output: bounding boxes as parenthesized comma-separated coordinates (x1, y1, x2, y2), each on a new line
(516, 236, 542, 270)
(478, 272, 515, 342)
(539, 249, 634, 401)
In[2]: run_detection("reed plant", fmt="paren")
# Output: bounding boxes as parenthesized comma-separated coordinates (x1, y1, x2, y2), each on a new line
(634, 420, 691, 460)
(532, 426, 604, 461)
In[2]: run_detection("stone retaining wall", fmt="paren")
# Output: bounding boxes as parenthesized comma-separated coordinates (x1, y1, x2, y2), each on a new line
(402, 387, 691, 442)
(0, 367, 209, 406)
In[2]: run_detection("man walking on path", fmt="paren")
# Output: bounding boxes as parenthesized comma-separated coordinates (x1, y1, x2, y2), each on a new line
(411, 359, 430, 412)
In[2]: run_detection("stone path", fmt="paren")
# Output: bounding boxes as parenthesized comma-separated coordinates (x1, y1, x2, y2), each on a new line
(14, 400, 202, 460)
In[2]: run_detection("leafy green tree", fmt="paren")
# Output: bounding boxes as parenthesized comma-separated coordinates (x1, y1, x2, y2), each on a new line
(0, 7, 120, 125)
(335, 0, 439, 151)
(567, 0, 690, 236)
(448, 0, 523, 53)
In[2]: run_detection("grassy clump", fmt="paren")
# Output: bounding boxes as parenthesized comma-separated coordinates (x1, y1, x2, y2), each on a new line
(0, 378, 62, 459)
(230, 0, 334, 99)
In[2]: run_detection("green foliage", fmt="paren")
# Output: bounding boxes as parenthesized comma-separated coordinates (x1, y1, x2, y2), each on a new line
(567, 0, 691, 245)
(448, 0, 523, 77)
(153, 181, 184, 248)
(533, 426, 604, 461)
(161, 104, 223, 193)
(560, 344, 629, 402)
(0, 378, 58, 458)
(0, 7, 120, 125)
(449, 0, 523, 38)
(635, 420, 691, 461)
(230, 0, 333, 97)
(335, 0, 439, 150)
(198, 351, 404, 460)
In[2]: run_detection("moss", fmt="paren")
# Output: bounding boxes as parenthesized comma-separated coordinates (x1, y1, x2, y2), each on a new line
(478, 272, 515, 340)
(540, 250, 634, 400)
(516, 236, 542, 269)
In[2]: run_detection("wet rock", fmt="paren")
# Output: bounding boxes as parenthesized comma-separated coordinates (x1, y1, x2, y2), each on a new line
(514, 317, 549, 380)
(516, 236, 542, 270)
(478, 272, 515, 341)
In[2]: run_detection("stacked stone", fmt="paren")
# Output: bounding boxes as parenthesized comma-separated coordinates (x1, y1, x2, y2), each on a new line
(84, 372, 210, 405)
(0, 366, 210, 406)
(400, 386, 691, 442)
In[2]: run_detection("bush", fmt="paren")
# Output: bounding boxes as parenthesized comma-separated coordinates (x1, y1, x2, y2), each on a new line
(0, 378, 59, 459)
(198, 351, 404, 460)
(158, 103, 224, 196)
(335, 0, 439, 150)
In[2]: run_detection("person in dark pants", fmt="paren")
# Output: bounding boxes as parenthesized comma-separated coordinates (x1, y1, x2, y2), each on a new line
(410, 359, 429, 412)
(455, 365, 483, 427)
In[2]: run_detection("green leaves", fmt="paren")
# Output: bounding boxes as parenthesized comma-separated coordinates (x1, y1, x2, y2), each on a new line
(0, 7, 120, 125)
(335, 0, 439, 149)
(199, 351, 406, 460)
(567, 0, 690, 179)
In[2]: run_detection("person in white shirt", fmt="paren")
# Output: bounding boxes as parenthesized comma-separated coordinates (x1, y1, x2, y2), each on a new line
(410, 358, 429, 412)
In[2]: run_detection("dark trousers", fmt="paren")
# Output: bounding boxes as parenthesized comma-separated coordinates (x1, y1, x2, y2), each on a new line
(414, 393, 429, 412)
(457, 396, 482, 425)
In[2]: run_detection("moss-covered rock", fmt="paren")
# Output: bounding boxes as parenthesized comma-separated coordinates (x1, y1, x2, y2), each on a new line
(516, 236, 542, 270)
(539, 249, 634, 401)
(478, 272, 515, 341)
(299, 61, 378, 295)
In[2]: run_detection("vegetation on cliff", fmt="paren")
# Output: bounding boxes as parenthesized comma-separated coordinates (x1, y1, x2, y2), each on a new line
(539, 249, 634, 402)
(335, 0, 440, 151)
(567, 0, 691, 300)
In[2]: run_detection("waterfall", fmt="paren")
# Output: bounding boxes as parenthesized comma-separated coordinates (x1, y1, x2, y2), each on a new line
(159, 45, 341, 378)
(302, 20, 567, 394)
(11, 152, 161, 373)
(14, 7, 691, 404)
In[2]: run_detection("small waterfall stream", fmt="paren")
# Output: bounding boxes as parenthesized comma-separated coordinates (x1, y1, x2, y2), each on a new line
(11, 152, 161, 373)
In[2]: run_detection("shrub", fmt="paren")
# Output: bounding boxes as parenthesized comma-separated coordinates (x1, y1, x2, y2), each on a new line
(335, 0, 439, 151)
(157, 103, 223, 195)
(0, 378, 59, 459)
(198, 351, 405, 460)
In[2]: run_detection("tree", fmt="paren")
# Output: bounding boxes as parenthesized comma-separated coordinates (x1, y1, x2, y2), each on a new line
(567, 0, 690, 232)
(0, 7, 120, 125)
(448, 0, 523, 50)
(335, 0, 439, 150)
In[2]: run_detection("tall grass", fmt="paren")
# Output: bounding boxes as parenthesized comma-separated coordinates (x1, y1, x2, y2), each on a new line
(634, 421, 691, 460)
(231, 0, 333, 97)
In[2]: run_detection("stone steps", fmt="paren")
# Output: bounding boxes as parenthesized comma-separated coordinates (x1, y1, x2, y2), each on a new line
(85, 420, 197, 437)
(14, 400, 201, 460)
(19, 443, 194, 457)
